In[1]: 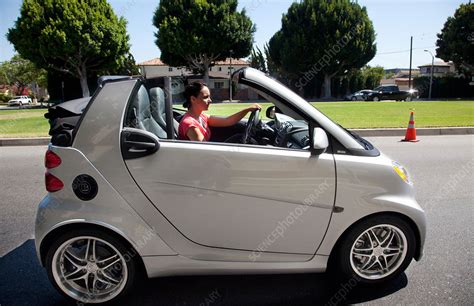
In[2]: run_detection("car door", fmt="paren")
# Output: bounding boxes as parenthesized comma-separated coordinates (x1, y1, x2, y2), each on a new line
(124, 139, 336, 255)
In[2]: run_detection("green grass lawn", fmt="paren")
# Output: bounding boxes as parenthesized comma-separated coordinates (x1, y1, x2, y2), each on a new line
(0, 109, 49, 137)
(209, 101, 474, 129)
(0, 101, 473, 137)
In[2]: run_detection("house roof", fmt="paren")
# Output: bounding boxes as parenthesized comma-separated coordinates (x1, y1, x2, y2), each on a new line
(214, 58, 249, 65)
(138, 58, 166, 66)
(138, 57, 249, 66)
(418, 61, 452, 68)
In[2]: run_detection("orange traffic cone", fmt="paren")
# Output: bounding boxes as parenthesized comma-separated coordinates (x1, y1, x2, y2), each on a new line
(401, 111, 419, 142)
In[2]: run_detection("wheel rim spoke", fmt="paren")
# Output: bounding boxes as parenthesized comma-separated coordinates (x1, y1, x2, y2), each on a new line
(97, 254, 118, 266)
(64, 251, 85, 269)
(65, 248, 85, 263)
(365, 231, 375, 246)
(64, 268, 86, 280)
(100, 270, 121, 284)
(369, 229, 382, 245)
(102, 258, 121, 271)
(379, 256, 388, 270)
(380, 229, 394, 247)
(92, 239, 97, 262)
(353, 247, 373, 257)
(84, 239, 91, 261)
(96, 272, 118, 286)
(360, 255, 375, 270)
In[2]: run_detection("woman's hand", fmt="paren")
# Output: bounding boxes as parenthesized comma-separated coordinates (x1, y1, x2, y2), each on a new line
(209, 103, 262, 128)
(246, 103, 262, 113)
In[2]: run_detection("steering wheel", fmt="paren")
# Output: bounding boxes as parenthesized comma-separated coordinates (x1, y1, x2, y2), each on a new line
(242, 109, 260, 144)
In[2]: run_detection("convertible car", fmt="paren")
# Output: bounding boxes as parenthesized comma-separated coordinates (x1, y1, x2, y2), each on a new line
(37, 67, 426, 304)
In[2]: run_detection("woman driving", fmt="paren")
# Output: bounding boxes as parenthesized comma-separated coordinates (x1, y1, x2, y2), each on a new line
(178, 82, 261, 141)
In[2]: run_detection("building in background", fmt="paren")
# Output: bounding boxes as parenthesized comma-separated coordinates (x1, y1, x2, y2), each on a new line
(382, 68, 420, 90)
(418, 61, 456, 76)
(138, 58, 257, 101)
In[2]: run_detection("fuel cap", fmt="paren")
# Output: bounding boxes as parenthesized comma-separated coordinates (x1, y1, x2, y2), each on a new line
(72, 174, 98, 201)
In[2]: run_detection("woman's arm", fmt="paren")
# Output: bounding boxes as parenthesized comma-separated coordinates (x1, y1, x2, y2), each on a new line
(208, 104, 261, 127)
(186, 126, 205, 141)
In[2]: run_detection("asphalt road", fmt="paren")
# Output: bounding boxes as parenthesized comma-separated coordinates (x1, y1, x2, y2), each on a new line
(0, 135, 473, 305)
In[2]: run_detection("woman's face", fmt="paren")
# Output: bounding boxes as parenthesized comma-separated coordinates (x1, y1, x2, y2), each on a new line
(191, 86, 212, 111)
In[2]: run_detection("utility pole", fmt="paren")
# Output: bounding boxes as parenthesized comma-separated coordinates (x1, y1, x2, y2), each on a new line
(424, 50, 434, 100)
(408, 36, 413, 89)
(229, 49, 233, 102)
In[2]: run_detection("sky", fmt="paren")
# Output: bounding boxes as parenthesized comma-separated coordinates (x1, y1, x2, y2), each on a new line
(0, 0, 467, 69)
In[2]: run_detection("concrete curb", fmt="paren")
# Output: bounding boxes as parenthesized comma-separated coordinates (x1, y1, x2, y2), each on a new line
(351, 127, 474, 137)
(0, 137, 50, 146)
(0, 127, 473, 146)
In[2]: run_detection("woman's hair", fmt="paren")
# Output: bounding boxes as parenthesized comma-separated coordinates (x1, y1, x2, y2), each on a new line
(183, 82, 207, 109)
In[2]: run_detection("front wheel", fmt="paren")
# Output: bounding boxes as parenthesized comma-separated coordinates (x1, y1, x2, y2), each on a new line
(372, 97, 380, 102)
(332, 215, 416, 284)
(45, 229, 141, 304)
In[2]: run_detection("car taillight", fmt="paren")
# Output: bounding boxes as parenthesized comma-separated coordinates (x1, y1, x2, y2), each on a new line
(45, 172, 64, 192)
(45, 150, 62, 169)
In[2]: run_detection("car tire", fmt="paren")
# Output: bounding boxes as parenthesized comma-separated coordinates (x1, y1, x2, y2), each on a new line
(351, 97, 357, 101)
(19, 102, 23, 108)
(372, 97, 379, 102)
(45, 228, 142, 304)
(332, 215, 416, 285)
(405, 97, 412, 102)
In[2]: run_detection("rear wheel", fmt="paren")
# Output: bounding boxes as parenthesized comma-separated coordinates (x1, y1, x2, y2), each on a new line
(45, 229, 141, 304)
(372, 97, 380, 102)
(351, 97, 357, 101)
(333, 215, 416, 284)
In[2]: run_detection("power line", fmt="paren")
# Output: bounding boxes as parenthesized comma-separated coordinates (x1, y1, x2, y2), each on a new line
(377, 46, 435, 55)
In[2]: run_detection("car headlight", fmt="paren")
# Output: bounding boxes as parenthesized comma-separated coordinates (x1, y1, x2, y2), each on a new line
(392, 161, 412, 185)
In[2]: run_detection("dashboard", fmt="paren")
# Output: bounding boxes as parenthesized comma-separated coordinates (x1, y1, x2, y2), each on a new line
(271, 113, 310, 149)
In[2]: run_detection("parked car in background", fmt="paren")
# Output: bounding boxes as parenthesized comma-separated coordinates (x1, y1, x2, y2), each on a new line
(344, 89, 374, 101)
(36, 68, 425, 304)
(8, 95, 32, 107)
(366, 85, 415, 101)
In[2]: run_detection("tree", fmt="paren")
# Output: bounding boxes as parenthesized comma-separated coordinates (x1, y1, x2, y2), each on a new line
(264, 42, 282, 78)
(7, 0, 131, 97)
(0, 54, 47, 96)
(362, 65, 385, 89)
(153, 0, 255, 84)
(436, 3, 474, 75)
(268, 0, 376, 98)
(102, 52, 140, 76)
(249, 46, 267, 73)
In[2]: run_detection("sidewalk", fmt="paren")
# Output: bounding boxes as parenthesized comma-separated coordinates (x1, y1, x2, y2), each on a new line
(1, 127, 472, 146)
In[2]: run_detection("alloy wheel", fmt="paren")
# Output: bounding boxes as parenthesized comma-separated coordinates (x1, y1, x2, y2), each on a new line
(350, 224, 407, 280)
(51, 236, 128, 304)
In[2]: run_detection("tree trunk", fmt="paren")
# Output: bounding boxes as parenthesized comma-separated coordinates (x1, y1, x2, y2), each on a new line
(202, 62, 210, 85)
(79, 64, 90, 97)
(322, 74, 332, 98)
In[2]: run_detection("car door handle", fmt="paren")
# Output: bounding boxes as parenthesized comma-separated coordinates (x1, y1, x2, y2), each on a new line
(121, 128, 160, 159)
(124, 140, 156, 151)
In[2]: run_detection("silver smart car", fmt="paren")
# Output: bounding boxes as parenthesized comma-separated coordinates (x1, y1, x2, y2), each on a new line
(36, 68, 426, 304)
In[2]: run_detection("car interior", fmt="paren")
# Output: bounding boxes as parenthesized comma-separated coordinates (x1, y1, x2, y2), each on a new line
(123, 78, 313, 150)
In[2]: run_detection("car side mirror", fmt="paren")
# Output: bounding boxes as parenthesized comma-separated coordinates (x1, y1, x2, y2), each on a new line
(266, 106, 275, 119)
(312, 127, 329, 155)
